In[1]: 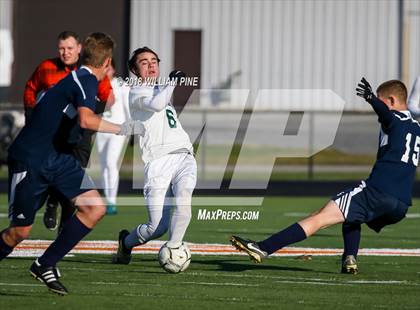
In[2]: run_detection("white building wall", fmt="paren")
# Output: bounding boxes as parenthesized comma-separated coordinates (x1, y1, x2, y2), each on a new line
(406, 0, 420, 93)
(130, 0, 419, 110)
(0, 0, 12, 29)
(0, 0, 13, 87)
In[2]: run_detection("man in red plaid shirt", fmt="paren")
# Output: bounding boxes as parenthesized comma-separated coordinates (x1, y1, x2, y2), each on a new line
(23, 31, 115, 231)
(24, 31, 113, 118)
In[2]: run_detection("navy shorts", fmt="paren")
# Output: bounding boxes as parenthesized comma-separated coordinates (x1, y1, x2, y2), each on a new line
(332, 181, 409, 232)
(7, 153, 95, 226)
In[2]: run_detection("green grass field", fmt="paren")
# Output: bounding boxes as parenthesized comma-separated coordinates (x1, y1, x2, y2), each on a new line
(0, 195, 419, 309)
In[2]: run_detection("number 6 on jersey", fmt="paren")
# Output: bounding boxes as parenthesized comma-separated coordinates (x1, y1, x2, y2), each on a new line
(166, 108, 177, 128)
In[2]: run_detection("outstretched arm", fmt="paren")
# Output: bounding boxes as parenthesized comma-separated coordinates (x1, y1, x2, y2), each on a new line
(131, 70, 186, 112)
(141, 85, 176, 112)
(78, 107, 121, 134)
(78, 107, 144, 136)
(356, 77, 393, 127)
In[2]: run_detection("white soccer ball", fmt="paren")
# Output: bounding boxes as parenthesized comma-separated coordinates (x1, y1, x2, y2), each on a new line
(158, 242, 191, 273)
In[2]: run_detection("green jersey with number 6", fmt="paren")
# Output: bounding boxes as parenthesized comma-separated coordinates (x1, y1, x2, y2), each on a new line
(129, 84, 193, 163)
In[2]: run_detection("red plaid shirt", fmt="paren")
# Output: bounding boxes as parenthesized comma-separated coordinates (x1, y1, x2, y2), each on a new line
(23, 57, 112, 108)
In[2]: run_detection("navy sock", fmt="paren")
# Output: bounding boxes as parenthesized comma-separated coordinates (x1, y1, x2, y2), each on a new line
(342, 223, 361, 261)
(258, 223, 307, 255)
(38, 215, 91, 267)
(0, 230, 14, 261)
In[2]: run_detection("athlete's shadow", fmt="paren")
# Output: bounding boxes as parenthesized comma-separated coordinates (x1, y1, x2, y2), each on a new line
(193, 259, 312, 272)
(193, 258, 338, 274)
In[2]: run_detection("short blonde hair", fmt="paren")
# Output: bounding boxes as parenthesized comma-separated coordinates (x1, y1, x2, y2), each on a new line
(81, 32, 115, 68)
(377, 80, 407, 103)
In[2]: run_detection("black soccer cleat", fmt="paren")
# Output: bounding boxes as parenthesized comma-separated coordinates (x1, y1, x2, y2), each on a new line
(30, 260, 68, 295)
(341, 255, 358, 274)
(112, 229, 132, 264)
(43, 200, 59, 231)
(230, 235, 268, 263)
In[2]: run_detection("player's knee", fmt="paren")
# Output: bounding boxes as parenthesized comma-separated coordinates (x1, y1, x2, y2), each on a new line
(7, 226, 32, 245)
(78, 203, 106, 224)
(177, 188, 193, 198)
(14, 226, 32, 241)
(90, 204, 106, 222)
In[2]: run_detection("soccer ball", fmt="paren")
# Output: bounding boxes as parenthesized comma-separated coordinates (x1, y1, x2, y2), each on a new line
(158, 242, 191, 273)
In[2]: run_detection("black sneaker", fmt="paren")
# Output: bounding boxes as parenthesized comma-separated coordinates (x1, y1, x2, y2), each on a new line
(30, 260, 68, 295)
(43, 200, 59, 231)
(341, 255, 358, 274)
(112, 230, 132, 264)
(230, 235, 268, 263)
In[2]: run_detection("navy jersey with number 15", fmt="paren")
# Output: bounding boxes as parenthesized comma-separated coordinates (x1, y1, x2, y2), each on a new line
(366, 101, 420, 206)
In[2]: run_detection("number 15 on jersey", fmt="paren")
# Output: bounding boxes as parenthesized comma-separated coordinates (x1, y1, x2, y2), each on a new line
(401, 133, 420, 166)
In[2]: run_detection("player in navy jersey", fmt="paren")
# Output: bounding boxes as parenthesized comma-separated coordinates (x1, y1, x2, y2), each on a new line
(0, 33, 142, 295)
(231, 78, 416, 274)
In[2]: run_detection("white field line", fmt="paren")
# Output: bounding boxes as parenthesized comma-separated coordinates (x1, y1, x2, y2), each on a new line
(187, 272, 420, 284)
(272, 280, 420, 286)
(91, 281, 259, 287)
(0, 283, 43, 287)
(88, 279, 415, 288)
(275, 280, 347, 286)
(2, 278, 417, 289)
(348, 280, 409, 284)
(9, 240, 420, 257)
